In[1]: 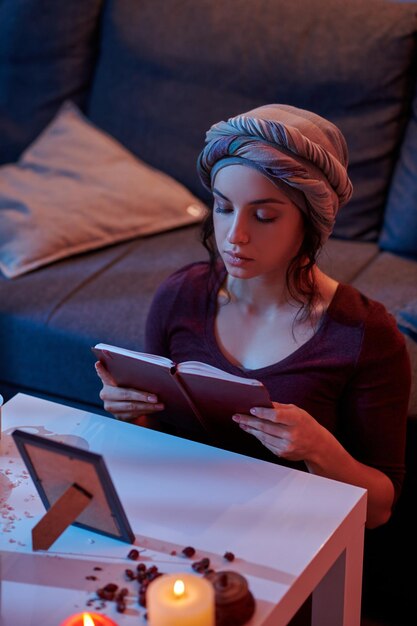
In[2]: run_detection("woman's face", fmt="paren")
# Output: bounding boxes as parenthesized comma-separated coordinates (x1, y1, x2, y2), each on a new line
(212, 164, 305, 281)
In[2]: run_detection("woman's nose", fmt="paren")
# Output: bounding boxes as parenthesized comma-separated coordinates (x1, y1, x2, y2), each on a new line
(227, 214, 250, 244)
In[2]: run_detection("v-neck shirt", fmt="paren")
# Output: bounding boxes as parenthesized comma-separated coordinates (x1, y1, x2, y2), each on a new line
(145, 261, 410, 501)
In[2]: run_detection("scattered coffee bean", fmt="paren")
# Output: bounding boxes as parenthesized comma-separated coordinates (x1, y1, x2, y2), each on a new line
(93, 566, 103, 571)
(116, 588, 129, 600)
(223, 551, 235, 562)
(85, 575, 97, 581)
(192, 557, 210, 573)
(125, 569, 135, 580)
(127, 548, 139, 560)
(97, 588, 115, 601)
(182, 546, 196, 558)
(116, 600, 126, 613)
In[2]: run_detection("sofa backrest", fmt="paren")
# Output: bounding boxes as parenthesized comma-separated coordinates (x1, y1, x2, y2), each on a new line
(86, 0, 417, 243)
(0, 0, 103, 162)
(1, 0, 416, 245)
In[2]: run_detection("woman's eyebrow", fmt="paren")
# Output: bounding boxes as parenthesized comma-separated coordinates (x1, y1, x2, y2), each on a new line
(248, 198, 285, 206)
(212, 188, 230, 201)
(212, 189, 284, 206)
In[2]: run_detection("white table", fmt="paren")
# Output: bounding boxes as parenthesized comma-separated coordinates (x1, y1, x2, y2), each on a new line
(0, 393, 367, 626)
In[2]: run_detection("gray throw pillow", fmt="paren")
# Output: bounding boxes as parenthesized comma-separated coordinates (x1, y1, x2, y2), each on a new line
(0, 102, 206, 279)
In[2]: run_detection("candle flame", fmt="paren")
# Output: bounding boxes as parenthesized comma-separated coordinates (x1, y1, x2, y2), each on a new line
(83, 614, 96, 626)
(173, 578, 185, 598)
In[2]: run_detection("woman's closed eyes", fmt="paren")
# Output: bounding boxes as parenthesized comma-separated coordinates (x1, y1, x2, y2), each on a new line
(214, 205, 278, 223)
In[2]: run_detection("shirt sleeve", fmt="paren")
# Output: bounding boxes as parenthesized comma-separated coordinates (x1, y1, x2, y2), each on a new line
(144, 278, 172, 358)
(339, 304, 411, 504)
(145, 262, 209, 357)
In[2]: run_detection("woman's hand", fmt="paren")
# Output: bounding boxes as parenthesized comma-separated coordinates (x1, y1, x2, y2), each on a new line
(95, 361, 164, 421)
(233, 401, 396, 528)
(232, 402, 326, 463)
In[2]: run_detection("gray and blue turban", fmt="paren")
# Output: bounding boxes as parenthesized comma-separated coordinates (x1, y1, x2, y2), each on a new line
(197, 104, 353, 243)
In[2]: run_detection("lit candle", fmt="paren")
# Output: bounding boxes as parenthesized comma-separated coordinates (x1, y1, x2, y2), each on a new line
(147, 573, 215, 626)
(59, 612, 118, 626)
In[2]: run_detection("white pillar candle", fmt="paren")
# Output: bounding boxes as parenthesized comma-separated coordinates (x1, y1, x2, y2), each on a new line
(147, 572, 215, 626)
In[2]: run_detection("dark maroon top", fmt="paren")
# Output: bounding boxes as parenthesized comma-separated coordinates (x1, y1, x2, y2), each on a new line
(145, 262, 411, 501)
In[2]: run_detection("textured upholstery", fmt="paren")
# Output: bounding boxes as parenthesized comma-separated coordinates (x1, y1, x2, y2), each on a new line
(380, 78, 417, 258)
(0, 226, 205, 405)
(88, 0, 417, 241)
(0, 0, 102, 164)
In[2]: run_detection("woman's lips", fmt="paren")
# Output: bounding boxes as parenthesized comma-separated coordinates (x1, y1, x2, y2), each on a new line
(224, 251, 253, 266)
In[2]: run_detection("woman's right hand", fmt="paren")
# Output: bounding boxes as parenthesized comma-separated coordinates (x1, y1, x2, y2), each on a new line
(95, 360, 164, 421)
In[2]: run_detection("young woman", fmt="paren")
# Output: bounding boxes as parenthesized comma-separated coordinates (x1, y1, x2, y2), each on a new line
(96, 104, 411, 530)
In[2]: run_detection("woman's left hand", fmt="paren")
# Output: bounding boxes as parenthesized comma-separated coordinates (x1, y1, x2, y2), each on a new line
(232, 402, 326, 462)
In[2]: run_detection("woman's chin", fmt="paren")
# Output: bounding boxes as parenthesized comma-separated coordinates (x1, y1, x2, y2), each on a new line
(223, 262, 256, 279)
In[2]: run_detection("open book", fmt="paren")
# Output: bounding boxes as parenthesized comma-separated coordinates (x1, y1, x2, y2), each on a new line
(92, 343, 273, 441)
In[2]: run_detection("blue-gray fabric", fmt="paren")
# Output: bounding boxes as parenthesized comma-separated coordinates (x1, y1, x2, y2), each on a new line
(87, 0, 417, 241)
(380, 81, 417, 258)
(0, 226, 205, 406)
(197, 104, 353, 243)
(0, 0, 102, 165)
(397, 301, 417, 343)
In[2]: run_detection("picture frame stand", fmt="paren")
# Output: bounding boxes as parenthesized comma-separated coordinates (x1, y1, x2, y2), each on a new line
(32, 482, 92, 551)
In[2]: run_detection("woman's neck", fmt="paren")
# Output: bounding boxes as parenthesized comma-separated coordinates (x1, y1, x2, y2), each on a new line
(222, 266, 338, 320)
(225, 275, 290, 316)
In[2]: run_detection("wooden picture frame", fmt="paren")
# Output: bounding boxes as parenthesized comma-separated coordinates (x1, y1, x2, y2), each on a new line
(12, 429, 135, 550)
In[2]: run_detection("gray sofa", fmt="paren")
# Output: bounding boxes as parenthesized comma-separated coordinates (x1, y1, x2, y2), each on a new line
(1, 1, 417, 623)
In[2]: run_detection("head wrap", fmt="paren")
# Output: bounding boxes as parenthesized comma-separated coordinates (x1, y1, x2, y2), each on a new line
(197, 104, 353, 243)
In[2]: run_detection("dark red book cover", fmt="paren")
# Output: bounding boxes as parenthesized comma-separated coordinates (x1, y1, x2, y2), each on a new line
(92, 344, 272, 441)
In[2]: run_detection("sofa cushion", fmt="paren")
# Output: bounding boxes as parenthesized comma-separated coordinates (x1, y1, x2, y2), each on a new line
(318, 239, 379, 284)
(0, 102, 205, 279)
(88, 0, 417, 242)
(0, 0, 102, 164)
(379, 79, 417, 258)
(0, 226, 206, 407)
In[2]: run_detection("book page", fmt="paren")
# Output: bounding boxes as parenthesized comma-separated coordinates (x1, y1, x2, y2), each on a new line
(178, 361, 263, 386)
(94, 343, 174, 368)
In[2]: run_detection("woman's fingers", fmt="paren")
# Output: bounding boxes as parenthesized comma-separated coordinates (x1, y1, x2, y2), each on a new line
(96, 362, 161, 404)
(103, 397, 164, 412)
(233, 403, 322, 462)
(95, 361, 117, 386)
(95, 362, 164, 420)
(248, 403, 298, 424)
(100, 383, 159, 404)
(100, 385, 164, 414)
(238, 421, 288, 457)
(232, 413, 287, 438)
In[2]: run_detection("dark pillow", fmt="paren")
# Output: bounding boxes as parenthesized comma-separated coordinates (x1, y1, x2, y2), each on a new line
(0, 0, 102, 164)
(379, 84, 417, 258)
(88, 0, 417, 241)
